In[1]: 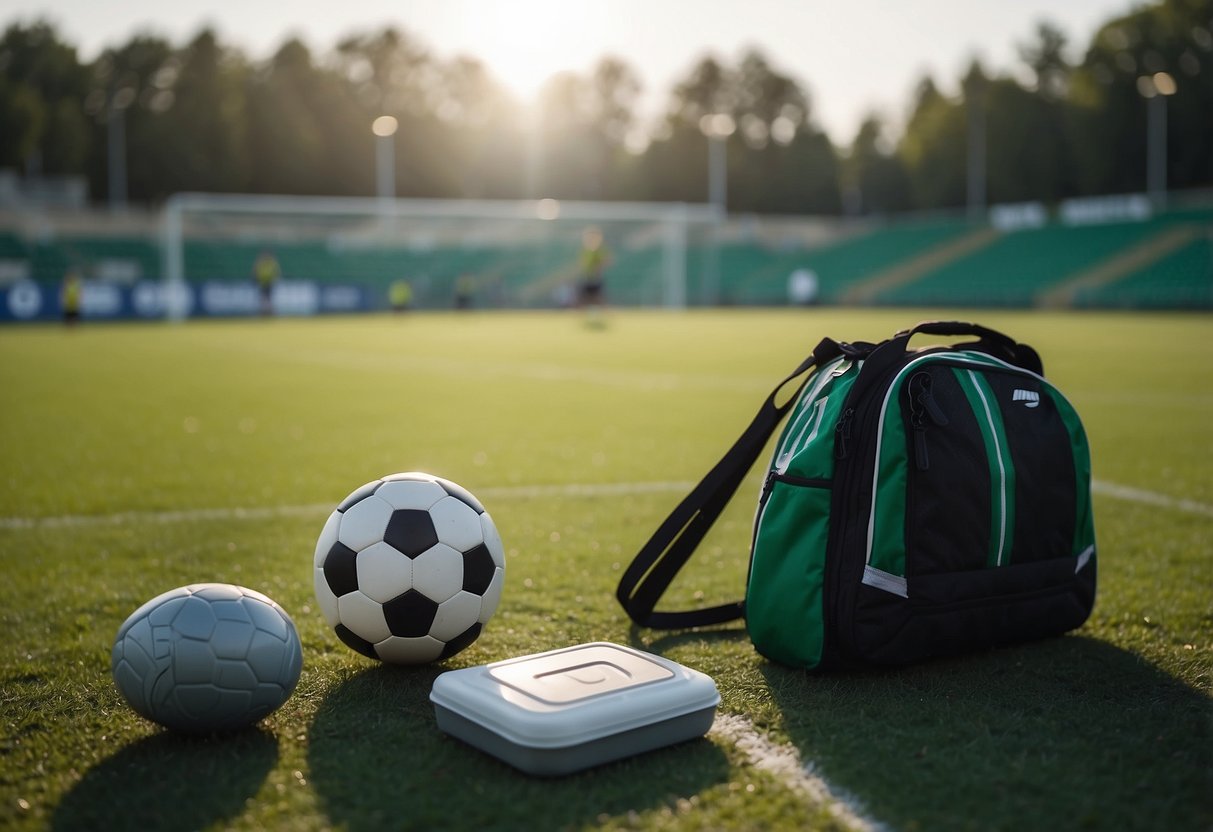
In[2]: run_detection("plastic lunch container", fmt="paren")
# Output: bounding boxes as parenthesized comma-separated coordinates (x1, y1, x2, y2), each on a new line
(430, 641, 720, 776)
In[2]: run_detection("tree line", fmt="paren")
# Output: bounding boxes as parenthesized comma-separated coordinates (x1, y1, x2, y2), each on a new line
(1, 0, 1209, 215)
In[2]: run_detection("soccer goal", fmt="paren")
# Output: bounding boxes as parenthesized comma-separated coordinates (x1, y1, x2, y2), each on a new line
(160, 192, 722, 319)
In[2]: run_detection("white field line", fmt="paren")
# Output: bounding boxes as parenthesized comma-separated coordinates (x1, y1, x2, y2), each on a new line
(711, 714, 886, 832)
(1090, 480, 1213, 519)
(0, 478, 1209, 532)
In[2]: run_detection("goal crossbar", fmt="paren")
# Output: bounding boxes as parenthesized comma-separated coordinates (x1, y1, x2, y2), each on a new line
(161, 192, 722, 318)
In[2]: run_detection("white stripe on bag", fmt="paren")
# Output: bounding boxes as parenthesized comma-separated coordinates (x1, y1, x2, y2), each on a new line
(861, 565, 909, 597)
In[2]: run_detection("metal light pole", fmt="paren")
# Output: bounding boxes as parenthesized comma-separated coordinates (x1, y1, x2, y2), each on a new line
(700, 113, 735, 215)
(965, 76, 986, 220)
(525, 107, 543, 198)
(1138, 72, 1177, 206)
(372, 115, 398, 201)
(698, 114, 735, 306)
(107, 86, 136, 212)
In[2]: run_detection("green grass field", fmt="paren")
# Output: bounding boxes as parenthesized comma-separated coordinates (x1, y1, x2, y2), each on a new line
(1, 309, 1210, 831)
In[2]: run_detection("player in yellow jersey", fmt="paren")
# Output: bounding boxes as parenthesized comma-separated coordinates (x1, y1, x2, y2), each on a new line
(252, 250, 281, 316)
(60, 268, 83, 326)
(577, 227, 611, 324)
(389, 279, 413, 313)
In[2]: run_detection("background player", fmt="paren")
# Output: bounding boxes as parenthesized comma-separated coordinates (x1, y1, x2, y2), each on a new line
(252, 250, 281, 316)
(577, 226, 611, 325)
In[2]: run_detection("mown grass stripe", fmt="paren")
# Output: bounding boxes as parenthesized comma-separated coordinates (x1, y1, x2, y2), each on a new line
(0, 481, 698, 530)
(0, 478, 1208, 532)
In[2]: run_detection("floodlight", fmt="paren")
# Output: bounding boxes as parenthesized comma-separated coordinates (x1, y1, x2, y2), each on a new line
(1152, 72, 1177, 96)
(698, 113, 736, 139)
(372, 116, 399, 137)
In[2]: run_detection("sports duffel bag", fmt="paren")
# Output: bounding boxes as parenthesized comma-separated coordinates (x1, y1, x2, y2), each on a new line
(617, 321, 1096, 670)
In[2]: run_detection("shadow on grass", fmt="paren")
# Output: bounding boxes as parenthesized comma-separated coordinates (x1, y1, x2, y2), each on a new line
(627, 624, 750, 655)
(307, 663, 731, 831)
(761, 635, 1212, 831)
(52, 728, 278, 832)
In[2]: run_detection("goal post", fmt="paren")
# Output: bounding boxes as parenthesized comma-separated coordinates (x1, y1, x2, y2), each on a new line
(160, 192, 722, 320)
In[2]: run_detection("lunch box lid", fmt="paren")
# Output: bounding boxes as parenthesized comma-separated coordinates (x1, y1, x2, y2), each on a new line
(429, 642, 720, 750)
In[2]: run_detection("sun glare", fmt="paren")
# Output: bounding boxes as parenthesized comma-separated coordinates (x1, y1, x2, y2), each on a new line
(466, 0, 609, 100)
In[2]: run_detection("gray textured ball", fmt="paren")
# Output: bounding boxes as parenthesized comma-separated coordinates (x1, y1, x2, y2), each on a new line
(111, 583, 303, 733)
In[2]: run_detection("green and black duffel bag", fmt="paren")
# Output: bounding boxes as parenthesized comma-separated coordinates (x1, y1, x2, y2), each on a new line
(617, 321, 1096, 670)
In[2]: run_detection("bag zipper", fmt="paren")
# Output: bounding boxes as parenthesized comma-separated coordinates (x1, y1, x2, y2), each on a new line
(753, 470, 832, 551)
(907, 370, 949, 470)
(833, 407, 855, 459)
(821, 360, 903, 666)
(822, 398, 879, 668)
(772, 356, 850, 473)
(761, 471, 832, 498)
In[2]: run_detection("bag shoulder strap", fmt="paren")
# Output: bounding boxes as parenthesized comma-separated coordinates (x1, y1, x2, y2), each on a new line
(616, 338, 842, 630)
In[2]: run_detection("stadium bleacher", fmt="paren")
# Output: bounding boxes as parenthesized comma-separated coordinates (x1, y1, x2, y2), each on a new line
(878, 219, 1180, 307)
(1074, 236, 1213, 309)
(713, 219, 981, 305)
(1, 201, 1209, 313)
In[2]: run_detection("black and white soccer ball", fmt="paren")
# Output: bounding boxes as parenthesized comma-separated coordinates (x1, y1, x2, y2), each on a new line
(313, 472, 505, 665)
(111, 583, 304, 733)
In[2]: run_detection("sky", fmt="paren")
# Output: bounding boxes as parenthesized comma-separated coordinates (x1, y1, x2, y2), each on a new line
(1, 0, 1135, 142)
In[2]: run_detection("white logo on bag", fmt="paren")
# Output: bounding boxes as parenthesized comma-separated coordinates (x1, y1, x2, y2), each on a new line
(1013, 389, 1040, 408)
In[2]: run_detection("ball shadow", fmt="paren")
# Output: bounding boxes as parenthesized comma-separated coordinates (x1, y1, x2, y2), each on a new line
(760, 636, 1212, 830)
(307, 663, 731, 831)
(52, 727, 278, 832)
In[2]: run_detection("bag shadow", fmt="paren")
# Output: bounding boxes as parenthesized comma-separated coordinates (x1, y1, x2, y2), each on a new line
(759, 635, 1211, 830)
(52, 727, 278, 832)
(306, 662, 731, 831)
(626, 623, 750, 655)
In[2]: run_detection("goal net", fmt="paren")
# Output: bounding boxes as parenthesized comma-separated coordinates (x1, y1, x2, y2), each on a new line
(160, 193, 722, 319)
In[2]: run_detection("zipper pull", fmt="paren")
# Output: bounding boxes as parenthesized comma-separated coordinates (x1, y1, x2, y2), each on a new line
(834, 408, 855, 459)
(909, 371, 949, 426)
(762, 469, 778, 496)
(758, 470, 780, 509)
(913, 426, 930, 470)
(908, 372, 939, 470)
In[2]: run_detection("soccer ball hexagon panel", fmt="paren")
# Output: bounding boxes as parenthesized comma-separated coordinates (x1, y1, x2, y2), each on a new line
(111, 583, 303, 733)
(313, 472, 505, 665)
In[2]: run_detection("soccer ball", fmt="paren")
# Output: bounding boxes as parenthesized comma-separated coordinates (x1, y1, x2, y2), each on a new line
(313, 472, 505, 665)
(111, 583, 303, 733)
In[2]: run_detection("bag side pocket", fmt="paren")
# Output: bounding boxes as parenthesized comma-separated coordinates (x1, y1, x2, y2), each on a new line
(747, 476, 832, 669)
